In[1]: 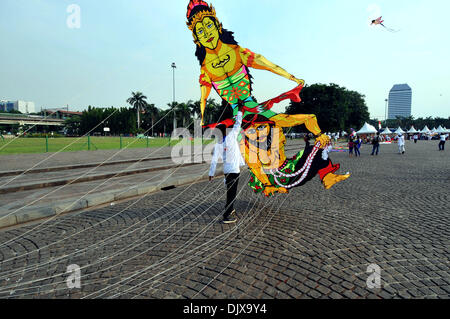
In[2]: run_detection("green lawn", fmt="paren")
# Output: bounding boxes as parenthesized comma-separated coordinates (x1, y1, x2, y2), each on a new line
(0, 137, 214, 155)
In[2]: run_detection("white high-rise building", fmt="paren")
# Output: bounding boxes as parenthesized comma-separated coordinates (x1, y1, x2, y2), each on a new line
(0, 100, 36, 114)
(388, 84, 412, 119)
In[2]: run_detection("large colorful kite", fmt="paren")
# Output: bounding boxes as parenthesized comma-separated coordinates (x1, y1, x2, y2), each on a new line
(186, 0, 350, 196)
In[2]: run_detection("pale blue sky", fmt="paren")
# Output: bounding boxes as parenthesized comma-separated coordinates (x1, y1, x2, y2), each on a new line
(1, 0, 449, 119)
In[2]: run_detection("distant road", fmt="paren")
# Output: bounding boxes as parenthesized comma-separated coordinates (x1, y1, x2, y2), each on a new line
(0, 113, 64, 126)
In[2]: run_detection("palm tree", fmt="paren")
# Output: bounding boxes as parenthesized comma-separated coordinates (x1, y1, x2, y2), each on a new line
(186, 100, 197, 119)
(189, 100, 201, 121)
(142, 103, 159, 136)
(127, 92, 148, 130)
(176, 102, 192, 128)
(190, 99, 221, 124)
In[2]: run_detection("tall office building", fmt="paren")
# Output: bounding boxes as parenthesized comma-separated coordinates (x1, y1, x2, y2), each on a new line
(388, 84, 412, 119)
(0, 100, 35, 114)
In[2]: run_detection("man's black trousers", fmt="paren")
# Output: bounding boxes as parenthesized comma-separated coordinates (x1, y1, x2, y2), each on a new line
(224, 173, 240, 218)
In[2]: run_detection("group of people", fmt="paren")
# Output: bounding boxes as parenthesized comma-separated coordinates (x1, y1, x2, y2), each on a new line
(347, 133, 384, 156)
(347, 131, 448, 155)
(348, 135, 363, 157)
(395, 132, 448, 153)
(347, 132, 407, 156)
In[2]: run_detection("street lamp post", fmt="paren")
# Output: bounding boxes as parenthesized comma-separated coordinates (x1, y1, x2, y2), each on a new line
(137, 104, 140, 130)
(171, 62, 177, 133)
(384, 98, 388, 127)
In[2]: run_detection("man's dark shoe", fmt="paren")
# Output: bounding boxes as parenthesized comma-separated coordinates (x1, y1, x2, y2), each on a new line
(223, 210, 237, 224)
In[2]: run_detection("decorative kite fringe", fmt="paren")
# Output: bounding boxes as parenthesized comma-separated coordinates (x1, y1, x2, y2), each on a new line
(322, 143, 332, 161)
(271, 142, 321, 189)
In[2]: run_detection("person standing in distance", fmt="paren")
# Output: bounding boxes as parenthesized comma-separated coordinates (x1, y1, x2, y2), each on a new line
(398, 133, 406, 154)
(348, 135, 354, 157)
(354, 135, 362, 157)
(209, 101, 245, 224)
(439, 132, 446, 151)
(371, 132, 380, 156)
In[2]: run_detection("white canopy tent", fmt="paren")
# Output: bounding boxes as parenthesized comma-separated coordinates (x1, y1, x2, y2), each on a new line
(356, 122, 378, 135)
(380, 128, 392, 135)
(421, 126, 430, 134)
(407, 126, 418, 134)
(394, 127, 405, 135)
(436, 126, 447, 134)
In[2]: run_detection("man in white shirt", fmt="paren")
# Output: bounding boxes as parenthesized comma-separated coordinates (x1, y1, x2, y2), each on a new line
(398, 133, 405, 154)
(209, 104, 245, 224)
(439, 133, 446, 151)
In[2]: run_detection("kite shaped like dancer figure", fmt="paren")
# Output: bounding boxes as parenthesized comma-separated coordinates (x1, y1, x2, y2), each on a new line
(186, 0, 350, 196)
(371, 16, 399, 33)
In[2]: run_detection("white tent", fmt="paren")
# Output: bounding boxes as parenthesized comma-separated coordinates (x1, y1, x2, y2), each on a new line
(380, 128, 392, 135)
(394, 127, 405, 135)
(421, 126, 430, 134)
(356, 122, 378, 134)
(407, 126, 418, 134)
(436, 126, 447, 134)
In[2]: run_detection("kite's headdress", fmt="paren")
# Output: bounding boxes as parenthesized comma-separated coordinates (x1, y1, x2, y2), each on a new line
(186, 0, 223, 44)
(242, 114, 276, 132)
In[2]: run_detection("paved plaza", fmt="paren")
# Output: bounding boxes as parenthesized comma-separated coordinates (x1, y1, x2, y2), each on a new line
(0, 140, 449, 299)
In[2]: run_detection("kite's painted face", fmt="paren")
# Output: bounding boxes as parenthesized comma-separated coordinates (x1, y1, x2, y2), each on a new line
(245, 124, 271, 143)
(195, 17, 220, 50)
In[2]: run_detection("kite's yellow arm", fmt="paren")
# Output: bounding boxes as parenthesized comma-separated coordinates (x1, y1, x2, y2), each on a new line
(200, 84, 212, 125)
(243, 50, 305, 86)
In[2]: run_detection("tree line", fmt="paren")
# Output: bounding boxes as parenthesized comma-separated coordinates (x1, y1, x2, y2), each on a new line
(286, 83, 370, 133)
(60, 86, 449, 136)
(64, 92, 228, 136)
(369, 116, 450, 131)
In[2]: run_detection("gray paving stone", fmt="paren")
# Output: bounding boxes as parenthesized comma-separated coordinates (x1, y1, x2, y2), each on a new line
(54, 199, 88, 215)
(0, 141, 448, 299)
(15, 206, 56, 224)
(85, 193, 115, 207)
(0, 213, 17, 228)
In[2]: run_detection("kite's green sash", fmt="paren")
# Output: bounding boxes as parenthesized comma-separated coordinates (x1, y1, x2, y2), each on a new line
(213, 67, 277, 120)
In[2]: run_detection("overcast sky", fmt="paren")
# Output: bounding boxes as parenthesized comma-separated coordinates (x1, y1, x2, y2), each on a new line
(1, 0, 449, 120)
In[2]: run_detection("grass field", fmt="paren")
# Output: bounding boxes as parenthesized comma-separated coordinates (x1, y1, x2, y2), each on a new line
(0, 137, 214, 155)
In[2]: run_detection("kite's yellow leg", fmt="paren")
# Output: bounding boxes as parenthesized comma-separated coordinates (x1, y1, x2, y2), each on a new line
(271, 114, 321, 134)
(271, 114, 330, 148)
(263, 186, 288, 197)
(322, 173, 351, 190)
